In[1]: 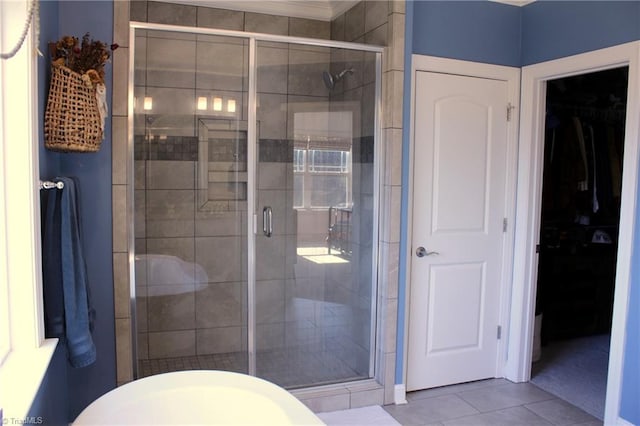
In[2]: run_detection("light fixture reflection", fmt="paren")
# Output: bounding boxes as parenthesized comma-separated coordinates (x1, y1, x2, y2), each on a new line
(227, 99, 236, 113)
(213, 97, 223, 111)
(143, 96, 153, 111)
(197, 96, 207, 110)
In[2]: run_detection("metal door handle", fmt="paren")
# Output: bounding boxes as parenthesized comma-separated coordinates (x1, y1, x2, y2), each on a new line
(416, 246, 439, 257)
(263, 206, 273, 237)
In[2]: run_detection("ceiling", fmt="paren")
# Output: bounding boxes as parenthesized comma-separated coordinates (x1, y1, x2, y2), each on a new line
(156, 0, 535, 22)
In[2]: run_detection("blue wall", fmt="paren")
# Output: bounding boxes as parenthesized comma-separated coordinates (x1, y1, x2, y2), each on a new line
(621, 206, 640, 423)
(410, 1, 640, 67)
(31, 1, 116, 423)
(521, 1, 640, 66)
(412, 0, 521, 67)
(405, 1, 640, 423)
(56, 2, 116, 417)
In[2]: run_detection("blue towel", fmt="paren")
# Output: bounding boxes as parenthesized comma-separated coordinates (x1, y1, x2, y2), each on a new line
(42, 184, 64, 338)
(42, 177, 96, 368)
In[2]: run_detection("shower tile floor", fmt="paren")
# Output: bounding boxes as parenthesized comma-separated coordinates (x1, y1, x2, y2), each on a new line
(139, 347, 363, 389)
(139, 352, 245, 379)
(139, 253, 370, 389)
(139, 296, 368, 388)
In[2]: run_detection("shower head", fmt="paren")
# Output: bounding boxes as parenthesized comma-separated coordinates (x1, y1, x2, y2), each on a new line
(322, 67, 355, 90)
(322, 71, 335, 90)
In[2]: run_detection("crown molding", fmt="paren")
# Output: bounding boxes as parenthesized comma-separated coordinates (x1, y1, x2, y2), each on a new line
(153, 0, 359, 21)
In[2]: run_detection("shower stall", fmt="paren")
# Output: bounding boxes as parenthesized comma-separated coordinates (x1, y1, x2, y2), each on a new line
(129, 22, 382, 390)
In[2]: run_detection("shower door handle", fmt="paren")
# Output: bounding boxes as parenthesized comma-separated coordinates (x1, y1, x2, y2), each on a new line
(263, 206, 273, 237)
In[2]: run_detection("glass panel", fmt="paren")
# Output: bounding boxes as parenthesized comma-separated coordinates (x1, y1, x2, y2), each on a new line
(133, 29, 249, 377)
(255, 41, 377, 388)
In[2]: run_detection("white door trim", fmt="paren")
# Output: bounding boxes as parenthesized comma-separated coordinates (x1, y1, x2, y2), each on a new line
(403, 55, 521, 388)
(507, 41, 640, 424)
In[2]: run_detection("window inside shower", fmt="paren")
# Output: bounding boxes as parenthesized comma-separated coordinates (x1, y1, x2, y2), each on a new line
(293, 111, 353, 209)
(131, 25, 380, 390)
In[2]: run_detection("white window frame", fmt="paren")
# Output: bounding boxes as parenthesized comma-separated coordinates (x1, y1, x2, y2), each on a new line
(0, 32, 9, 367)
(293, 147, 353, 210)
(0, 0, 58, 421)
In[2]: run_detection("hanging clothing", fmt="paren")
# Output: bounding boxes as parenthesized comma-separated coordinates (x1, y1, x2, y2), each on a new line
(572, 117, 589, 192)
(541, 117, 588, 221)
(607, 125, 623, 199)
(585, 124, 599, 213)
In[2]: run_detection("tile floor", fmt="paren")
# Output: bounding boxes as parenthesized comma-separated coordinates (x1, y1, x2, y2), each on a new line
(138, 347, 362, 389)
(138, 297, 369, 388)
(381, 379, 602, 425)
(138, 352, 246, 378)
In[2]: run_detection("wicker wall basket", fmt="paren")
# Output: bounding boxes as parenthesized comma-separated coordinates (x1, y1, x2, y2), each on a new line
(44, 63, 103, 153)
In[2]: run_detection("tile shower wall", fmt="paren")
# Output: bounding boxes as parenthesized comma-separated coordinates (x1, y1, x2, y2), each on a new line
(113, 0, 405, 410)
(324, 4, 384, 379)
(254, 36, 379, 382)
(131, 3, 332, 363)
(307, 68, 377, 379)
(134, 29, 248, 362)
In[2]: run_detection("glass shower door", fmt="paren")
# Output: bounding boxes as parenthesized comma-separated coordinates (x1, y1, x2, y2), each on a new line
(133, 30, 249, 377)
(132, 26, 379, 387)
(253, 41, 378, 388)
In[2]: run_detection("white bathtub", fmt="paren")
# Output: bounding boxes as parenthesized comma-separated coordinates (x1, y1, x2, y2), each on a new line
(136, 254, 208, 288)
(73, 371, 324, 425)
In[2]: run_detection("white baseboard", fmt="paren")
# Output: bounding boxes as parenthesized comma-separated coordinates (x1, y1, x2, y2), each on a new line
(393, 384, 407, 405)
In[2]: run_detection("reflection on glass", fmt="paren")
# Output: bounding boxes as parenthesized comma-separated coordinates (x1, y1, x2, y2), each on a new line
(197, 97, 207, 111)
(213, 97, 222, 111)
(132, 30, 378, 390)
(133, 30, 249, 378)
(255, 42, 377, 389)
(143, 96, 153, 110)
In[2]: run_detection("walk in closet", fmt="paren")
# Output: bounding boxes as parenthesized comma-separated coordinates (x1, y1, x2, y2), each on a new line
(536, 67, 628, 343)
(530, 67, 629, 419)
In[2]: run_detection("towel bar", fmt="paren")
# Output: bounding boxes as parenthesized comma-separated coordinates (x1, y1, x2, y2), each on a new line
(40, 180, 64, 190)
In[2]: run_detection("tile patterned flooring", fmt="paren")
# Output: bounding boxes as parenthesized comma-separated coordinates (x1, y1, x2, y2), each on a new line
(138, 352, 246, 379)
(138, 348, 362, 389)
(138, 359, 601, 425)
(138, 298, 369, 388)
(382, 379, 602, 426)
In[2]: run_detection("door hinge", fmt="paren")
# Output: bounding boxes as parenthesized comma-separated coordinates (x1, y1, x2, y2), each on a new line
(503, 218, 507, 233)
(497, 325, 502, 340)
(507, 103, 515, 122)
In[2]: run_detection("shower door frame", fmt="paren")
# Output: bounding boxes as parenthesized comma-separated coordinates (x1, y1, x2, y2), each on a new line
(127, 21, 384, 383)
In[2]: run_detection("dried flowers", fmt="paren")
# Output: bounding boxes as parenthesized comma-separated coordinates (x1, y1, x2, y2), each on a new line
(49, 33, 118, 84)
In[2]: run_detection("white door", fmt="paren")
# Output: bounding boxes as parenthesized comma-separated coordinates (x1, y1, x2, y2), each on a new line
(407, 71, 509, 391)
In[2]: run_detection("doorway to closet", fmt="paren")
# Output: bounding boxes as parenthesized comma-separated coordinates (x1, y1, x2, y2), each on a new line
(531, 67, 628, 420)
